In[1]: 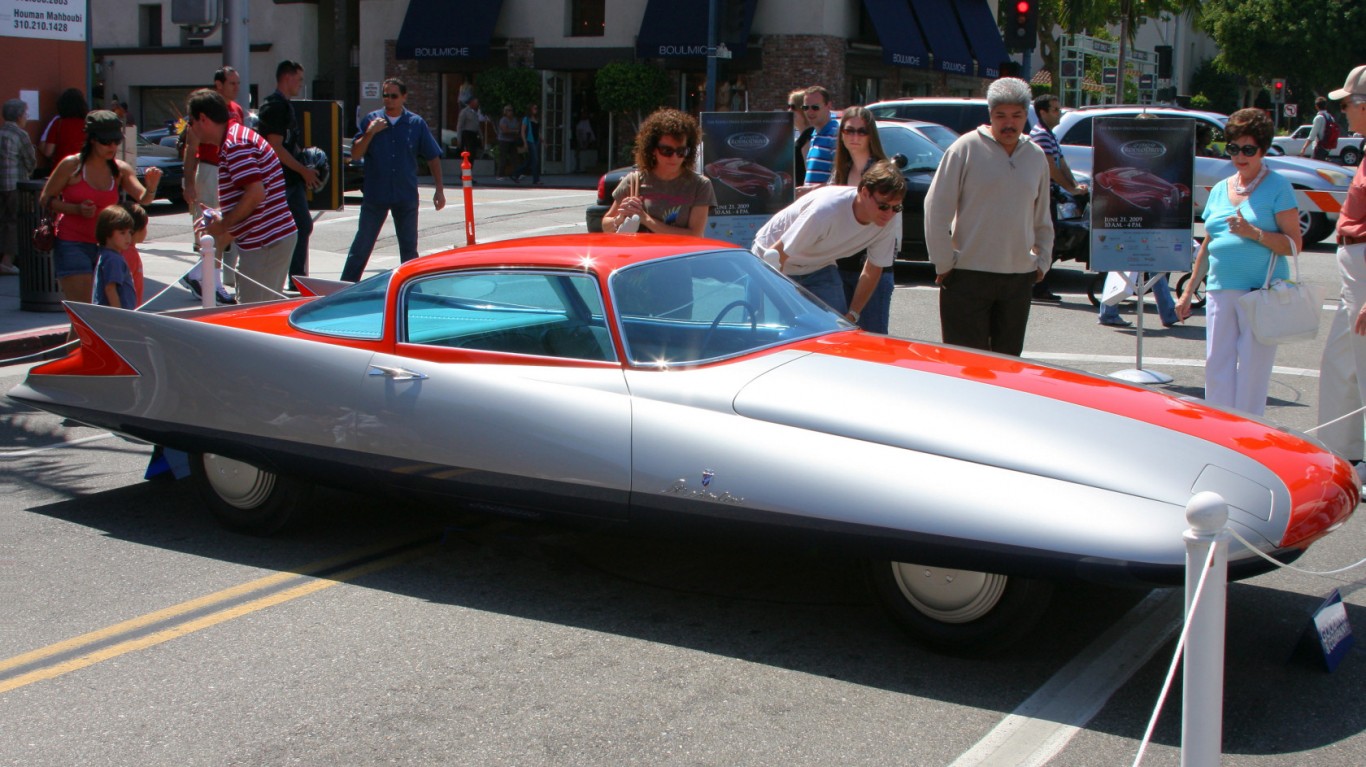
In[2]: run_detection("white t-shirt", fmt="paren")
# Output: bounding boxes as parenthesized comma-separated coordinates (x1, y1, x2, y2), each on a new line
(751, 186, 899, 275)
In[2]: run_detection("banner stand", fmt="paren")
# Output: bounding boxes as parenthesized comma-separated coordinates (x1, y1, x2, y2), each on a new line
(1110, 272, 1173, 384)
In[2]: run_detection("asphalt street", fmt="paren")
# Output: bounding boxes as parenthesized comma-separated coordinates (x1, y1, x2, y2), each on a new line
(2, 186, 1366, 766)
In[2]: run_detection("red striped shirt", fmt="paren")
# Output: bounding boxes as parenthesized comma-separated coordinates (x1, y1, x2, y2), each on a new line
(217, 123, 296, 250)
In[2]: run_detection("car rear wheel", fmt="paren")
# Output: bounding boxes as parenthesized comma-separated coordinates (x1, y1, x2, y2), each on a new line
(1340, 146, 1361, 167)
(868, 561, 1053, 654)
(190, 453, 313, 535)
(1300, 207, 1333, 245)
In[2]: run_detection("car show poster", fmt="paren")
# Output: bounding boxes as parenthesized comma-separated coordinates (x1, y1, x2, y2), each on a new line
(700, 112, 794, 248)
(1089, 117, 1195, 273)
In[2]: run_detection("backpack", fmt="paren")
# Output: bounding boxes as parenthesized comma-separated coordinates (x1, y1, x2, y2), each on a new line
(1322, 111, 1340, 150)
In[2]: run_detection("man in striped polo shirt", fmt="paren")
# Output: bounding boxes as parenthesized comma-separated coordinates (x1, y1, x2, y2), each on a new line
(186, 89, 298, 304)
(800, 86, 839, 188)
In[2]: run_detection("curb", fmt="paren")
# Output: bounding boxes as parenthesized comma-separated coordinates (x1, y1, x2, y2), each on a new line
(0, 325, 70, 367)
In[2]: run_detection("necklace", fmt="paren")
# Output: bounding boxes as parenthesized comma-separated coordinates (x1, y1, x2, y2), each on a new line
(1231, 165, 1267, 197)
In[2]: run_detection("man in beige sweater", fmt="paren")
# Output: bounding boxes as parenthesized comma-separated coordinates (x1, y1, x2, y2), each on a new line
(924, 77, 1053, 356)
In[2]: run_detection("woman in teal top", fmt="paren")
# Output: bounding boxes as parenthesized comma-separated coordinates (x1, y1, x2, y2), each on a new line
(1176, 108, 1303, 416)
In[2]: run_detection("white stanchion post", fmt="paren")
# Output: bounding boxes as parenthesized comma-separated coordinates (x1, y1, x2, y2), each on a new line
(1182, 491, 1229, 767)
(198, 235, 216, 309)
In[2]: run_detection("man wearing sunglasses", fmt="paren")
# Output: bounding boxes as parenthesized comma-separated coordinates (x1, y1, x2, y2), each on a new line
(799, 86, 839, 189)
(341, 77, 446, 282)
(1317, 64, 1366, 484)
(925, 77, 1053, 357)
(751, 161, 905, 324)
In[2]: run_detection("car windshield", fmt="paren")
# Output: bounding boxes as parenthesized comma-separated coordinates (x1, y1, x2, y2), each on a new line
(610, 249, 849, 367)
(876, 124, 944, 172)
(911, 123, 959, 152)
(290, 271, 394, 339)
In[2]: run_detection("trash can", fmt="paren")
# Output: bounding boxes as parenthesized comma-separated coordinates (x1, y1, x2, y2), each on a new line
(15, 179, 64, 312)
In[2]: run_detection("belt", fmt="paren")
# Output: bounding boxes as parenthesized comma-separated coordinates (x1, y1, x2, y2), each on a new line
(1340, 234, 1366, 246)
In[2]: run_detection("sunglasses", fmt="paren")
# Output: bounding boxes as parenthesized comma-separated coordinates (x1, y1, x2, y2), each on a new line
(800, 105, 824, 111)
(655, 145, 690, 158)
(382, 92, 402, 99)
(1225, 143, 1260, 157)
(841, 127, 870, 136)
(95, 137, 124, 146)
(871, 196, 904, 213)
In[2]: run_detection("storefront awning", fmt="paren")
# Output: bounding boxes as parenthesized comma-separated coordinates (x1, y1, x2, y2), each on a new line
(909, 0, 974, 75)
(396, 0, 504, 60)
(635, 0, 757, 59)
(955, 0, 1010, 79)
(861, 0, 931, 69)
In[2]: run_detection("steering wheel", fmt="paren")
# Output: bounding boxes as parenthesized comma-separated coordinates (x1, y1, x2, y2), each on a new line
(699, 300, 758, 358)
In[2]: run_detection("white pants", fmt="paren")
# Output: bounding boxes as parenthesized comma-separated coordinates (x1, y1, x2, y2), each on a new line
(1205, 289, 1278, 416)
(187, 163, 236, 289)
(1317, 242, 1366, 460)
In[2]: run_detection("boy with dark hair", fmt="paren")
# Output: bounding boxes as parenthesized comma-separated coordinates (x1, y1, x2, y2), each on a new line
(118, 201, 149, 306)
(93, 205, 136, 309)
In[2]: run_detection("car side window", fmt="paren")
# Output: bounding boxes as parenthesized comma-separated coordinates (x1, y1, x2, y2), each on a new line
(290, 271, 392, 340)
(1059, 116, 1092, 147)
(402, 271, 615, 362)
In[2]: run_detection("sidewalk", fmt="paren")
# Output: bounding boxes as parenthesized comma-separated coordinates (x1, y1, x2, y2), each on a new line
(0, 173, 601, 366)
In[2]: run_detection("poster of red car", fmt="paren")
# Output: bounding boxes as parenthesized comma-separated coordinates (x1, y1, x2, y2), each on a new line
(1090, 117, 1196, 273)
(700, 112, 794, 248)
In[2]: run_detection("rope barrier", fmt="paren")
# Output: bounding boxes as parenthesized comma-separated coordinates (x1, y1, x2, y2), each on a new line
(1227, 528, 1366, 577)
(1132, 540, 1218, 767)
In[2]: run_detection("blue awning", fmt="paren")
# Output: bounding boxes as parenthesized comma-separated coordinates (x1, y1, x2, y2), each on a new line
(396, 0, 504, 60)
(635, 0, 758, 58)
(955, 0, 1010, 79)
(862, 0, 930, 69)
(909, 0, 974, 75)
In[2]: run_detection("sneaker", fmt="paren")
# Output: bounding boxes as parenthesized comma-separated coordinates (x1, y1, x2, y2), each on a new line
(180, 276, 202, 299)
(511, 175, 522, 184)
(215, 288, 237, 305)
(0, 262, 19, 276)
(1098, 316, 1132, 327)
(1032, 288, 1062, 302)
(496, 176, 509, 182)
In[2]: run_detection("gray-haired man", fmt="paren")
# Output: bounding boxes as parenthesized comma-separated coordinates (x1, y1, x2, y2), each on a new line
(925, 77, 1054, 356)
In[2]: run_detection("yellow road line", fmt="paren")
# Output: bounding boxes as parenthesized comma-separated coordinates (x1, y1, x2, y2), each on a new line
(0, 534, 436, 685)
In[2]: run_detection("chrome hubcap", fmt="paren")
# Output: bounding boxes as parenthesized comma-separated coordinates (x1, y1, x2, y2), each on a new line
(889, 563, 1007, 624)
(202, 453, 276, 510)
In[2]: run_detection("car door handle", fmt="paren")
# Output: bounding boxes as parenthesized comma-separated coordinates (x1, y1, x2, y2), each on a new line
(368, 364, 428, 381)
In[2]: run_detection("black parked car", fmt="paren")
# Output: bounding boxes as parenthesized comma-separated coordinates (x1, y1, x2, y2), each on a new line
(135, 135, 184, 205)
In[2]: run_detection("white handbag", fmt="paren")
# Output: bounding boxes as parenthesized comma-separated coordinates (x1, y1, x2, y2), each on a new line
(1236, 239, 1322, 345)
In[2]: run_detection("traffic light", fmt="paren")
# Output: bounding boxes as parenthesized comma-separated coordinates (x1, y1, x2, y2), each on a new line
(1004, 0, 1038, 53)
(1271, 78, 1286, 103)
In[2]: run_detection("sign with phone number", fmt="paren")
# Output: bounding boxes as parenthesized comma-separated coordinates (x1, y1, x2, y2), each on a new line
(1, 0, 86, 42)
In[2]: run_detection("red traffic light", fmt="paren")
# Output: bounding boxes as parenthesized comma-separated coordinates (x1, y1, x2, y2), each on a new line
(1016, 1, 1030, 13)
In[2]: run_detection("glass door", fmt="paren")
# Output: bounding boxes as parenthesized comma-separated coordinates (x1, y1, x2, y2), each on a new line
(542, 71, 569, 174)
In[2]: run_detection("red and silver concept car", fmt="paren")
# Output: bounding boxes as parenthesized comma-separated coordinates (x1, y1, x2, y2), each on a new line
(9, 234, 1358, 652)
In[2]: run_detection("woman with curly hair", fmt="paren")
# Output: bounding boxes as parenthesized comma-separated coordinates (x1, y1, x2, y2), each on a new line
(603, 108, 716, 236)
(830, 106, 898, 333)
(1176, 107, 1302, 416)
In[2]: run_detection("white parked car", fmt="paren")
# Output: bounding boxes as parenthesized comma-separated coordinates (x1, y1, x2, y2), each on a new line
(1053, 105, 1354, 243)
(1271, 124, 1363, 167)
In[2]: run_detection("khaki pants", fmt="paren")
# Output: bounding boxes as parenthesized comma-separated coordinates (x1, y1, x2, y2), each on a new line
(234, 233, 296, 304)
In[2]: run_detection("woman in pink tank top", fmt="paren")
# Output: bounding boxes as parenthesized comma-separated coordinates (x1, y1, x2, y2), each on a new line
(39, 110, 161, 306)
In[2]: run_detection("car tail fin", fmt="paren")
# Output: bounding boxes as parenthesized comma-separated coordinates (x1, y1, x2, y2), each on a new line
(30, 305, 138, 377)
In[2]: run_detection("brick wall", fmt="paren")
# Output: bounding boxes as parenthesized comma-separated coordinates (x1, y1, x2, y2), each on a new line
(749, 35, 848, 112)
(384, 40, 442, 141)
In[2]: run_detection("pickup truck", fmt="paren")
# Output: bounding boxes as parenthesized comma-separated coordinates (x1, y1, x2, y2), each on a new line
(1272, 124, 1363, 166)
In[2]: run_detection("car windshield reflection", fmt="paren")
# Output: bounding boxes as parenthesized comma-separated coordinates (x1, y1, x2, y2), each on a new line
(610, 249, 849, 367)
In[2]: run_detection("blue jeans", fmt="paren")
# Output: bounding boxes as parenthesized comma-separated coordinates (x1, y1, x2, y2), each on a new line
(840, 268, 894, 333)
(1099, 273, 1179, 325)
(341, 199, 420, 282)
(514, 144, 541, 183)
(285, 182, 314, 283)
(791, 265, 847, 315)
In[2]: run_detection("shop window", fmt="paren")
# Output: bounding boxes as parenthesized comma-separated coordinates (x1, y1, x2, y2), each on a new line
(569, 0, 605, 37)
(140, 4, 162, 47)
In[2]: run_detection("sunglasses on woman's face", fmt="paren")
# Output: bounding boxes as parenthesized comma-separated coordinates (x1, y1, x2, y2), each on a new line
(1225, 143, 1260, 157)
(841, 127, 870, 136)
(655, 145, 690, 158)
(95, 137, 124, 146)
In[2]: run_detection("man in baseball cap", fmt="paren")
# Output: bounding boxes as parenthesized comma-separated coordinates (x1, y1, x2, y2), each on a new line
(1317, 64, 1366, 485)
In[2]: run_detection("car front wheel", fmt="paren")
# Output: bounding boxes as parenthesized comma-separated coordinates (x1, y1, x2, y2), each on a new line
(868, 561, 1053, 654)
(1299, 206, 1333, 245)
(1340, 146, 1361, 167)
(190, 452, 313, 535)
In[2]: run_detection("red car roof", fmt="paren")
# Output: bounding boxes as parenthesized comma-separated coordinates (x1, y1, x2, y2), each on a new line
(394, 234, 741, 278)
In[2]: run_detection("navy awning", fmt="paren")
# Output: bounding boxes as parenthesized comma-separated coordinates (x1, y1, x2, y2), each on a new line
(909, 0, 974, 75)
(862, 0, 930, 69)
(396, 0, 504, 60)
(955, 0, 1010, 79)
(635, 0, 758, 58)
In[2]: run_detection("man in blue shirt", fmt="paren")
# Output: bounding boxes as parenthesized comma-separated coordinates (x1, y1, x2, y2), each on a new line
(340, 77, 446, 282)
(801, 86, 839, 186)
